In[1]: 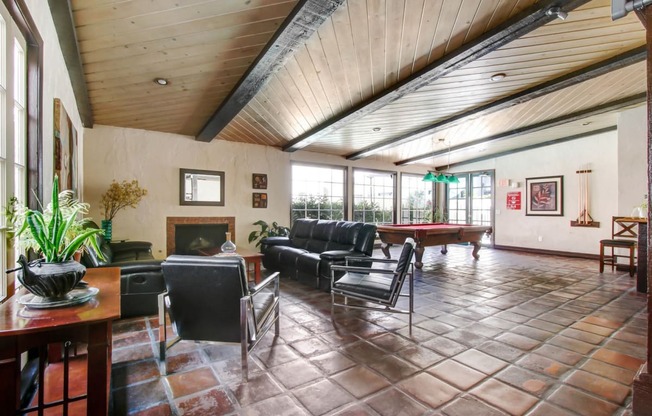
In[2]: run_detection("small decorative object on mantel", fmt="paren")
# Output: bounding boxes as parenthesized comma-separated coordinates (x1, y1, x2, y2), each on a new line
(570, 166, 599, 228)
(5, 175, 104, 304)
(253, 193, 267, 208)
(220, 232, 237, 253)
(253, 173, 267, 189)
(100, 179, 148, 241)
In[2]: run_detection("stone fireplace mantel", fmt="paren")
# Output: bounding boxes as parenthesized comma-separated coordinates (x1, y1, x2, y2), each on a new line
(166, 216, 235, 256)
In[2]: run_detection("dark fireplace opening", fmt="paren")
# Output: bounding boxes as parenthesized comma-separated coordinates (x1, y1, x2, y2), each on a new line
(174, 224, 228, 255)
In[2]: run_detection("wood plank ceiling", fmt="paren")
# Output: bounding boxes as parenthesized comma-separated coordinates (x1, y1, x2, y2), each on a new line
(65, 0, 646, 169)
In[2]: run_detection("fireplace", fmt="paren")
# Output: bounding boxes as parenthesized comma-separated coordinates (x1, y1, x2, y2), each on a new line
(166, 217, 235, 256)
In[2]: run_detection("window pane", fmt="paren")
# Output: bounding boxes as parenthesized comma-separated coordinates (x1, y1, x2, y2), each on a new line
(353, 169, 395, 225)
(400, 173, 434, 224)
(291, 164, 345, 222)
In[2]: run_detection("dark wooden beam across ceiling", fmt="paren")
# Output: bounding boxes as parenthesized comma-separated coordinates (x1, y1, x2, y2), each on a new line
(437, 126, 618, 170)
(349, 46, 647, 160)
(394, 93, 645, 166)
(47, 0, 93, 127)
(282, 0, 590, 152)
(196, 0, 345, 142)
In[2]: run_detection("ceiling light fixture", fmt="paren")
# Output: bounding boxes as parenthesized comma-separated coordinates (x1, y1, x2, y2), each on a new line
(546, 6, 568, 20)
(154, 78, 169, 86)
(490, 73, 506, 81)
(373, 127, 381, 132)
(422, 139, 458, 185)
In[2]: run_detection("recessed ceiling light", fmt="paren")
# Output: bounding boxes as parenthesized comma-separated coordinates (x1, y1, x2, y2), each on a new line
(490, 73, 506, 82)
(373, 127, 381, 132)
(154, 78, 169, 85)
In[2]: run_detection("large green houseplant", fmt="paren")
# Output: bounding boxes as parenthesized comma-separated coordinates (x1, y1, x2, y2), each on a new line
(7, 176, 104, 299)
(248, 220, 290, 248)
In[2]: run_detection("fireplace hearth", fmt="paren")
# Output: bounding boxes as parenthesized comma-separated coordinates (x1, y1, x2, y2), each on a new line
(166, 217, 235, 256)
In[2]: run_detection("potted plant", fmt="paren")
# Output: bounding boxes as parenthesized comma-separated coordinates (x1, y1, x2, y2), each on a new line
(7, 175, 104, 299)
(99, 179, 147, 241)
(247, 220, 290, 248)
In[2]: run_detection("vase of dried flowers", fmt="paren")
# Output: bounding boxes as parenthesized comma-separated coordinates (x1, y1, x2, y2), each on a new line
(100, 180, 147, 241)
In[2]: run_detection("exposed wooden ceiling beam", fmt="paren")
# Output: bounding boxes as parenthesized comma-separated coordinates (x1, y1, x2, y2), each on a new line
(282, 0, 590, 152)
(196, 0, 345, 142)
(394, 93, 645, 166)
(436, 126, 617, 170)
(349, 46, 647, 160)
(47, 0, 93, 127)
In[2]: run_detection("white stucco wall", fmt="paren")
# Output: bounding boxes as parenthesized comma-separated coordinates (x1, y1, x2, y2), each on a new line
(457, 130, 623, 255)
(618, 105, 648, 215)
(25, 0, 85, 197)
(82, 125, 432, 258)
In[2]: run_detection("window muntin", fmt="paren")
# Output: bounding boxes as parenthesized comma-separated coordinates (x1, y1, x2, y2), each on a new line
(291, 164, 346, 222)
(400, 173, 433, 224)
(0, 7, 26, 301)
(353, 169, 396, 225)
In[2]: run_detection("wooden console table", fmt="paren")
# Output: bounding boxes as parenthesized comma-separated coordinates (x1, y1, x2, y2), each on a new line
(0, 267, 120, 415)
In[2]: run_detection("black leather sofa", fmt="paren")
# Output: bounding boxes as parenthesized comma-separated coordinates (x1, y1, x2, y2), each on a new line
(261, 219, 377, 291)
(81, 230, 164, 318)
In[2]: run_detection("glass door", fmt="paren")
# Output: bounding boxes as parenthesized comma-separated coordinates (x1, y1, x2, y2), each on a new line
(446, 171, 494, 244)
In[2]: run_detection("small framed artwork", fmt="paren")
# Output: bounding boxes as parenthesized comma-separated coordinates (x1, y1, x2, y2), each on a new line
(253, 173, 267, 189)
(526, 176, 563, 216)
(253, 192, 267, 208)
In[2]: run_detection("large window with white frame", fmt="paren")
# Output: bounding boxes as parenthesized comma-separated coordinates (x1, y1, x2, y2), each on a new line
(0, 2, 27, 301)
(353, 169, 396, 225)
(400, 173, 434, 224)
(291, 163, 346, 222)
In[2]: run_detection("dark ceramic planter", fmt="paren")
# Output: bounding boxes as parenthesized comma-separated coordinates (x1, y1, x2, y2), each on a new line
(15, 255, 86, 300)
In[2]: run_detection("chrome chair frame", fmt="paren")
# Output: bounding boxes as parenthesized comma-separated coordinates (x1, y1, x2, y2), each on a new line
(330, 238, 415, 331)
(158, 266, 280, 383)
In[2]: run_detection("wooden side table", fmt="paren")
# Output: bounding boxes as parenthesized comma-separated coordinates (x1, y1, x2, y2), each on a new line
(0, 267, 121, 415)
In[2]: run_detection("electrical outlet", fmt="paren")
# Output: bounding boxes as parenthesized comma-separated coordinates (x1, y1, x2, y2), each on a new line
(538, 236, 543, 242)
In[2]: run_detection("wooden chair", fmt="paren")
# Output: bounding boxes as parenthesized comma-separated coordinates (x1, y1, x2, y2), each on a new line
(599, 216, 639, 277)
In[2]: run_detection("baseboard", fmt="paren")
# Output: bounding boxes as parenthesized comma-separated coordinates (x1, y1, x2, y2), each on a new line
(493, 244, 599, 260)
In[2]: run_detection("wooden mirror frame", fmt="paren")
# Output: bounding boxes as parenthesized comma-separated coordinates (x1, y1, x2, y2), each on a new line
(179, 168, 225, 206)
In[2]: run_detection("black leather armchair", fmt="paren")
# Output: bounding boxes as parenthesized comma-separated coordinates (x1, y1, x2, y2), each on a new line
(81, 228, 164, 318)
(159, 255, 280, 382)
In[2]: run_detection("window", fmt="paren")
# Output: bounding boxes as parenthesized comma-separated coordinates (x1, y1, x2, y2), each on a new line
(0, 2, 28, 301)
(353, 169, 395, 224)
(446, 171, 494, 244)
(291, 163, 346, 222)
(400, 173, 433, 223)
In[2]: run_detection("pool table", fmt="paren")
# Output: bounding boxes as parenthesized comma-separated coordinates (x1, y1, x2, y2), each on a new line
(376, 223, 493, 269)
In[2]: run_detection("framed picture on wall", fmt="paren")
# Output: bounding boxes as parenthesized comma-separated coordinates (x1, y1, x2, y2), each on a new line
(525, 176, 563, 216)
(253, 192, 267, 208)
(252, 173, 267, 189)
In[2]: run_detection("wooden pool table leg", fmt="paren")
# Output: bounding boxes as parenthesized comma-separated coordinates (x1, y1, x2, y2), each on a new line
(414, 246, 424, 269)
(471, 242, 481, 259)
(381, 243, 392, 259)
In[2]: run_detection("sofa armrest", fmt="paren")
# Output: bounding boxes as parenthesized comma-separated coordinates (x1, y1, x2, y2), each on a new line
(320, 250, 362, 261)
(110, 241, 153, 254)
(261, 237, 292, 247)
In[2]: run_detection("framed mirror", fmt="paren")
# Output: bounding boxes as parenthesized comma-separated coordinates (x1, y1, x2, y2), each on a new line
(180, 168, 225, 206)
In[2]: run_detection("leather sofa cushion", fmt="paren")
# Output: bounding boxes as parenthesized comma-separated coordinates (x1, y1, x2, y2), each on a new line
(333, 272, 394, 301)
(297, 253, 321, 276)
(332, 222, 362, 245)
(290, 219, 317, 249)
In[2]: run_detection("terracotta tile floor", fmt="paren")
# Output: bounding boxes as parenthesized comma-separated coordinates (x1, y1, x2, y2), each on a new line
(109, 246, 647, 415)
